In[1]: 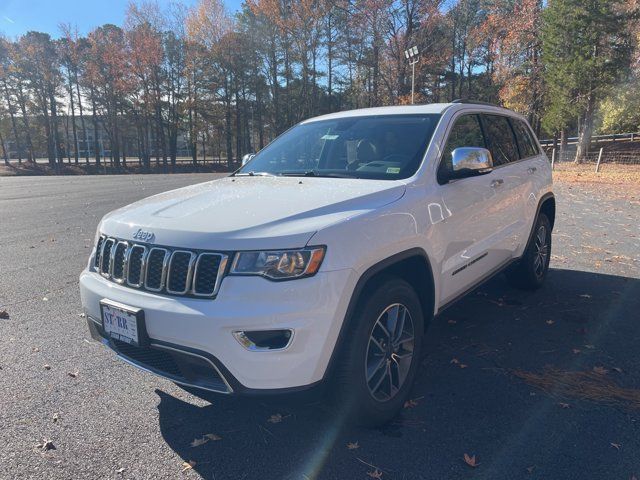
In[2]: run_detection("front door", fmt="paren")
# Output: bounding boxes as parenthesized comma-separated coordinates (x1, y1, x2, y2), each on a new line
(432, 113, 515, 306)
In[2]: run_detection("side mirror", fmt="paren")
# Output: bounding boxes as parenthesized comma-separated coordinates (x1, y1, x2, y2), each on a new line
(450, 147, 493, 179)
(242, 153, 255, 166)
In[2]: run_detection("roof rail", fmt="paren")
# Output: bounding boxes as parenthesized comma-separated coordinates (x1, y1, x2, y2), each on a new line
(451, 99, 498, 107)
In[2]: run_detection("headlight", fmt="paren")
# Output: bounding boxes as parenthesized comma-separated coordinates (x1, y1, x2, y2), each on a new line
(230, 247, 325, 280)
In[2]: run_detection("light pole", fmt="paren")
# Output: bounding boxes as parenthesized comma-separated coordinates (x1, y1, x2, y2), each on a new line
(404, 46, 419, 104)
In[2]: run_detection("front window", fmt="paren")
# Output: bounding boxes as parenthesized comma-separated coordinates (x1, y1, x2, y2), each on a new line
(237, 114, 441, 180)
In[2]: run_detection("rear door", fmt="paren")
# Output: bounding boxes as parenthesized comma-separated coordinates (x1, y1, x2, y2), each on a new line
(479, 114, 527, 257)
(435, 113, 514, 306)
(508, 118, 547, 250)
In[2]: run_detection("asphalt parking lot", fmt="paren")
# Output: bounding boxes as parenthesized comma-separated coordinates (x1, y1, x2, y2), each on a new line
(1, 174, 639, 480)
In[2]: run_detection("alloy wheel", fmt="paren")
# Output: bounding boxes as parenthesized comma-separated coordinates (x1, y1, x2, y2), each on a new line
(365, 303, 415, 402)
(533, 224, 549, 278)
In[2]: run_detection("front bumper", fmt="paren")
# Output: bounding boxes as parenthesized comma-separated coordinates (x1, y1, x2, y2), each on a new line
(80, 268, 356, 392)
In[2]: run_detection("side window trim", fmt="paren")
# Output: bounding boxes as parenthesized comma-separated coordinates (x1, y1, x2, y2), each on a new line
(506, 117, 523, 160)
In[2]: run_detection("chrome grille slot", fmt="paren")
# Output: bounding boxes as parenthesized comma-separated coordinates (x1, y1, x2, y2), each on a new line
(126, 245, 146, 287)
(91, 236, 227, 298)
(100, 238, 115, 276)
(167, 251, 196, 294)
(94, 236, 105, 269)
(112, 241, 129, 283)
(145, 248, 169, 291)
(193, 253, 224, 296)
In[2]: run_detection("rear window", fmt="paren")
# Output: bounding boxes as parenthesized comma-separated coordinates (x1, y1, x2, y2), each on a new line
(511, 119, 539, 158)
(481, 114, 520, 166)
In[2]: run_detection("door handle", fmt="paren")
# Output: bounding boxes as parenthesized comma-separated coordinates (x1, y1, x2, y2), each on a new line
(527, 167, 537, 174)
(490, 179, 504, 188)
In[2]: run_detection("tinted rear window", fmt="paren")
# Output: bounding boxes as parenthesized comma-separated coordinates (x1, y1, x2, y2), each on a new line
(511, 119, 539, 158)
(481, 114, 519, 166)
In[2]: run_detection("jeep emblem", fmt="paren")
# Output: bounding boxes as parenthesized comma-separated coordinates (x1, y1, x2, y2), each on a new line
(133, 229, 155, 243)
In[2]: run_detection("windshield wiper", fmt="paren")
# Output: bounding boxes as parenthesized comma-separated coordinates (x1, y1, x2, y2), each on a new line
(279, 170, 355, 178)
(234, 171, 276, 177)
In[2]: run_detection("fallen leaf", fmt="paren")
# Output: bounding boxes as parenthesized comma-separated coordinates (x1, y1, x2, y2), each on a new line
(611, 442, 621, 450)
(558, 403, 570, 409)
(463, 453, 479, 468)
(546, 320, 555, 325)
(68, 370, 79, 378)
(116, 468, 125, 474)
(44, 364, 51, 370)
(267, 413, 283, 424)
(52, 413, 59, 423)
(37, 439, 56, 451)
(367, 469, 383, 479)
(0, 310, 9, 319)
(347, 441, 360, 450)
(190, 437, 209, 448)
(404, 398, 419, 409)
(593, 366, 608, 375)
(32, 347, 39, 352)
(181, 460, 196, 472)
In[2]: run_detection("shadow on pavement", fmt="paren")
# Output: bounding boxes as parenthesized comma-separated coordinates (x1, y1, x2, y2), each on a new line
(157, 268, 640, 480)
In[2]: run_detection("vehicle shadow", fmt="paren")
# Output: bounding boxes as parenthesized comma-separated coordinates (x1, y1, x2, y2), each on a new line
(156, 268, 640, 480)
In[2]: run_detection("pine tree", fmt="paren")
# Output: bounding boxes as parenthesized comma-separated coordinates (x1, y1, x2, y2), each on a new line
(542, 0, 632, 163)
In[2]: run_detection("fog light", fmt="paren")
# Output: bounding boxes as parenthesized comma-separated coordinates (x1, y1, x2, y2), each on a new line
(233, 330, 293, 351)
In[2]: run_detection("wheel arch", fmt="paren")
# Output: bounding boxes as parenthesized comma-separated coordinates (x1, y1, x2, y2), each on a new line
(539, 193, 556, 230)
(322, 248, 435, 381)
(524, 192, 555, 252)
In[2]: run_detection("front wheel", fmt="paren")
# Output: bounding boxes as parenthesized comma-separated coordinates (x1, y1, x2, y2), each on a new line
(506, 213, 552, 290)
(329, 277, 424, 427)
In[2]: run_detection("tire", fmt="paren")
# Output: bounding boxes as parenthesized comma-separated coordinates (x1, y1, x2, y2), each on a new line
(328, 276, 424, 427)
(506, 212, 552, 290)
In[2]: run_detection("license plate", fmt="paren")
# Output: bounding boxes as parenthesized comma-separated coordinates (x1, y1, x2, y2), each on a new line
(100, 300, 142, 346)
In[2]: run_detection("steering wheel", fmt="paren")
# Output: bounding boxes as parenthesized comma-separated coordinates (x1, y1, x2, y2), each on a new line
(382, 153, 411, 164)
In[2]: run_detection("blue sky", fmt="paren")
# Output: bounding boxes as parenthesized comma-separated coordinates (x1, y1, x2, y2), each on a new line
(0, 0, 242, 39)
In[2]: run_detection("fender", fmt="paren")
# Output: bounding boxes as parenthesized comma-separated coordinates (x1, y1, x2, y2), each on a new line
(523, 191, 555, 254)
(321, 247, 435, 382)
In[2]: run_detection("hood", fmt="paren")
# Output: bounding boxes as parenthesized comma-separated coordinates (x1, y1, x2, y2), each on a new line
(100, 176, 406, 250)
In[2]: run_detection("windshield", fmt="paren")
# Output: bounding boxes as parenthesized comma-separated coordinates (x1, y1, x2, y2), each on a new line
(237, 114, 441, 180)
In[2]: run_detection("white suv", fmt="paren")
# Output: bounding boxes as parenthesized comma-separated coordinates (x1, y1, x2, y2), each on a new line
(80, 101, 554, 425)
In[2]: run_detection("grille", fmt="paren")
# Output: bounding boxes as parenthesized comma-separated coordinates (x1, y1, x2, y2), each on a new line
(100, 238, 115, 275)
(94, 236, 104, 268)
(93, 235, 228, 298)
(127, 245, 146, 287)
(167, 251, 195, 294)
(112, 242, 128, 282)
(112, 339, 182, 376)
(110, 339, 229, 392)
(194, 254, 223, 295)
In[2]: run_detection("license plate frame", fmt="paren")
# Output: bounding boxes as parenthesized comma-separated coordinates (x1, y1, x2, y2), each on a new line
(100, 299, 149, 347)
